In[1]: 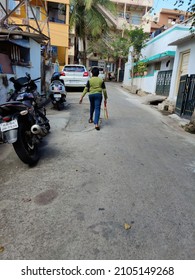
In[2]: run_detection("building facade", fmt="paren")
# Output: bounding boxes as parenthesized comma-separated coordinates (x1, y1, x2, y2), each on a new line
(85, 0, 154, 77)
(151, 8, 190, 34)
(0, 0, 70, 68)
(123, 19, 195, 117)
(109, 0, 153, 33)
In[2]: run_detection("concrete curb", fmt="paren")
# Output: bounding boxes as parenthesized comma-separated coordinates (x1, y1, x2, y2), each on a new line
(120, 84, 195, 136)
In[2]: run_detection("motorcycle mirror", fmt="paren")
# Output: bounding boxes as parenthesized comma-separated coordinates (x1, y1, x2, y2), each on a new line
(9, 77, 15, 82)
(26, 73, 31, 79)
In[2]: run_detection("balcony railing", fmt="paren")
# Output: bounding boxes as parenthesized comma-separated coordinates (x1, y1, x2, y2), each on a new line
(49, 17, 65, 24)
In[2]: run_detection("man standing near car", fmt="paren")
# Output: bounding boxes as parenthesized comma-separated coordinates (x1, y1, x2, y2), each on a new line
(79, 67, 108, 130)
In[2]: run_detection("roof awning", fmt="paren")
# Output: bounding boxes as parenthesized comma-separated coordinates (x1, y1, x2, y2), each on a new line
(9, 39, 30, 48)
(140, 51, 176, 64)
(169, 34, 195, 46)
(0, 27, 50, 44)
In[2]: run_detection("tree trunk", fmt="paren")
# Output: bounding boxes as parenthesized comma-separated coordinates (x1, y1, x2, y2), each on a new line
(83, 39, 87, 66)
(74, 36, 79, 64)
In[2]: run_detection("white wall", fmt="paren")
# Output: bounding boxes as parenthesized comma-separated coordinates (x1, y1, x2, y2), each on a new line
(123, 24, 192, 96)
(160, 58, 174, 71)
(0, 76, 8, 104)
(0, 38, 42, 103)
(12, 39, 42, 93)
(126, 72, 159, 94)
(142, 28, 178, 59)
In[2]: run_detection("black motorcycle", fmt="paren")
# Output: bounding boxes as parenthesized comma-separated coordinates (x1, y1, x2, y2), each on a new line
(49, 72, 66, 110)
(0, 73, 50, 165)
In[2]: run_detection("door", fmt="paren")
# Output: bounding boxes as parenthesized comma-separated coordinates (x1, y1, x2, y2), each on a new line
(175, 51, 190, 112)
(179, 51, 190, 77)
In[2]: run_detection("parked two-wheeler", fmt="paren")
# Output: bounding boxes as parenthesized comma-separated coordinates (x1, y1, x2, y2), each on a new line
(0, 73, 50, 165)
(49, 72, 66, 110)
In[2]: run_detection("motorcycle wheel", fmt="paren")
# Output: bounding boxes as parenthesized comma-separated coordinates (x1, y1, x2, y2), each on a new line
(57, 102, 62, 110)
(58, 99, 66, 110)
(13, 122, 40, 165)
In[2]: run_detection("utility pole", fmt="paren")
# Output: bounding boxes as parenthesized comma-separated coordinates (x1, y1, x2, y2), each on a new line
(131, 48, 134, 87)
(25, 0, 30, 32)
(5, 0, 8, 13)
(117, 28, 124, 82)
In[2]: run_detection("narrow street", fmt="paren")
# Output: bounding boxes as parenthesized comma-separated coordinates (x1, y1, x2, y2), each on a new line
(0, 82, 194, 260)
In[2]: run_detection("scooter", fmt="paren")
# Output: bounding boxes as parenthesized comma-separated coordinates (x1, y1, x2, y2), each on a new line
(49, 72, 66, 110)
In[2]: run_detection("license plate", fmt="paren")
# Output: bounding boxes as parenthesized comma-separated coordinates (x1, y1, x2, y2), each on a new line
(54, 94, 61, 98)
(0, 119, 18, 132)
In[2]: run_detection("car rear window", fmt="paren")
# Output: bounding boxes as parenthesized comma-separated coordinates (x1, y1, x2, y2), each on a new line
(63, 66, 85, 72)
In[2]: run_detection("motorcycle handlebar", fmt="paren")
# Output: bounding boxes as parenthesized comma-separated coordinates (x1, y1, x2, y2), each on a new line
(9, 76, 41, 85)
(25, 73, 41, 82)
(33, 77, 41, 82)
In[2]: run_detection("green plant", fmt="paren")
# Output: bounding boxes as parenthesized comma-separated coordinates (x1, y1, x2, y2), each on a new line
(133, 64, 138, 74)
(137, 61, 147, 75)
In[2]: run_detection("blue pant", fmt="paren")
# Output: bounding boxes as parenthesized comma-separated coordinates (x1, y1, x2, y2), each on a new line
(88, 93, 102, 125)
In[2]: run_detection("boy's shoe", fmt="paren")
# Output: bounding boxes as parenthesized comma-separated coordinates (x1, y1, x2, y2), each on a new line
(95, 125, 100, 130)
(88, 119, 93, 123)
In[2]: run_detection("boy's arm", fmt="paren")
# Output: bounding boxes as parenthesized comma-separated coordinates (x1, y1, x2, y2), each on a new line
(79, 80, 89, 103)
(82, 80, 90, 97)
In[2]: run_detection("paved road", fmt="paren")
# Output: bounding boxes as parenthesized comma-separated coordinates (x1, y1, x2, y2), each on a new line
(0, 83, 195, 260)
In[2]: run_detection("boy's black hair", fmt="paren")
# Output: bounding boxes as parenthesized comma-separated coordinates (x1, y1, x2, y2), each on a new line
(91, 67, 99, 77)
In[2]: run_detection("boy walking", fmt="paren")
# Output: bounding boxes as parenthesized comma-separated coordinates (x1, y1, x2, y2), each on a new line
(79, 67, 108, 130)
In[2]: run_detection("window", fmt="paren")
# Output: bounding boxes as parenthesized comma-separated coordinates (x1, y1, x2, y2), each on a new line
(11, 44, 30, 65)
(48, 2, 66, 23)
(63, 66, 85, 72)
(8, 0, 20, 15)
(131, 14, 142, 25)
(28, 6, 41, 20)
(0, 41, 30, 66)
(168, 18, 176, 25)
(154, 62, 161, 70)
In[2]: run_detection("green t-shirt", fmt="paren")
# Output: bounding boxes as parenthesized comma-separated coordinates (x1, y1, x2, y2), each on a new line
(82, 77, 108, 100)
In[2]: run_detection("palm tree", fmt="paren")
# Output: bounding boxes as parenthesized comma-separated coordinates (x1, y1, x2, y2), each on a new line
(70, 0, 115, 65)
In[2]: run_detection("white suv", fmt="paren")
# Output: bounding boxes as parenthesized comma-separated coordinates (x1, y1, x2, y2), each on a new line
(60, 64, 89, 88)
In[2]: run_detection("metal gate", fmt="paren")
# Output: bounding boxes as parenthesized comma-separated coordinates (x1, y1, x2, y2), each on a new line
(119, 69, 124, 82)
(155, 70, 172, 96)
(175, 74, 195, 119)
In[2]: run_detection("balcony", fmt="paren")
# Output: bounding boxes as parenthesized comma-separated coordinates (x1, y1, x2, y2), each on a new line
(110, 0, 153, 7)
(96, 4, 151, 32)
